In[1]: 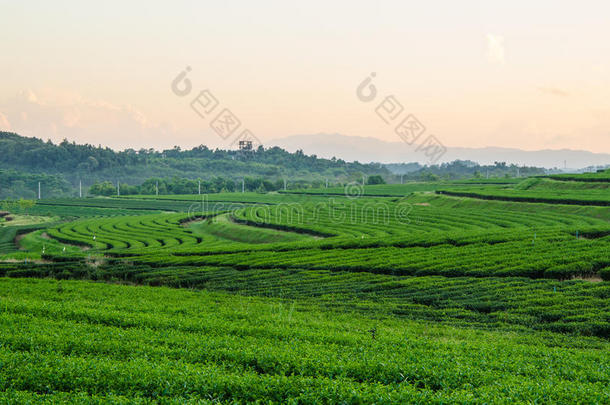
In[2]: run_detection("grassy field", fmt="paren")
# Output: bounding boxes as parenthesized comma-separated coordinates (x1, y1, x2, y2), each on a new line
(278, 179, 522, 197)
(0, 176, 608, 402)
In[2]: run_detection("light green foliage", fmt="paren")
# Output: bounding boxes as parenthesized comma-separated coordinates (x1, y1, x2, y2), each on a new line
(0, 278, 608, 403)
(439, 178, 610, 205)
(0, 176, 609, 402)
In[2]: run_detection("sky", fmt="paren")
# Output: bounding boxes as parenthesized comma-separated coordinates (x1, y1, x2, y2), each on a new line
(0, 0, 609, 153)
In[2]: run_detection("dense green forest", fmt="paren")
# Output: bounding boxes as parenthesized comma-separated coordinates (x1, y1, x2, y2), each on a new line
(0, 132, 388, 185)
(397, 160, 546, 181)
(1, 131, 548, 198)
(0, 170, 73, 199)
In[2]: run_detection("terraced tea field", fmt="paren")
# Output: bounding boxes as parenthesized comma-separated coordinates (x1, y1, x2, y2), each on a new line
(439, 177, 610, 205)
(0, 176, 608, 402)
(279, 178, 521, 197)
(0, 278, 608, 403)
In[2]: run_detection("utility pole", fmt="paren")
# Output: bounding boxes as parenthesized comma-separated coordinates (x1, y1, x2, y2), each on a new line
(242, 179, 245, 193)
(79, 180, 82, 198)
(283, 179, 287, 191)
(117, 181, 120, 196)
(38, 182, 41, 200)
(198, 180, 201, 195)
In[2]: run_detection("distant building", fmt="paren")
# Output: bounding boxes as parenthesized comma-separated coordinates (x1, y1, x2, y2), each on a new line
(238, 140, 253, 152)
(235, 140, 255, 160)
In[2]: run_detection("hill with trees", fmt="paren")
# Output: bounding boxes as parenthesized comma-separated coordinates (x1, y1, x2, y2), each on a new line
(0, 132, 550, 198)
(0, 132, 390, 197)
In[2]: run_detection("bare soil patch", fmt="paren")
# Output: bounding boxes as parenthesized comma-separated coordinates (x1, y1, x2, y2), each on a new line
(572, 276, 603, 283)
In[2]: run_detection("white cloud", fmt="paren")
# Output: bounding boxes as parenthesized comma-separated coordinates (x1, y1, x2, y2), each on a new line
(486, 34, 505, 65)
(0, 89, 174, 149)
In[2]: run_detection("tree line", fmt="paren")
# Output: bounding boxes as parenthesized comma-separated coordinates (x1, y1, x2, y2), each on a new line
(0, 132, 390, 185)
(89, 176, 386, 196)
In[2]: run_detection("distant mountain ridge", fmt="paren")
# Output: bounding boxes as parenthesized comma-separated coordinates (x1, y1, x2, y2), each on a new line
(269, 133, 610, 169)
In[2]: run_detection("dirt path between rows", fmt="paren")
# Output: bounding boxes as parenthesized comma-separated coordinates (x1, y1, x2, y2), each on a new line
(14, 233, 26, 250)
(1, 258, 53, 264)
(572, 276, 603, 283)
(41, 232, 91, 251)
(13, 231, 90, 252)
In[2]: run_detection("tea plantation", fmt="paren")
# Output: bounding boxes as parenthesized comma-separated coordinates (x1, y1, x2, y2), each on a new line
(0, 176, 608, 403)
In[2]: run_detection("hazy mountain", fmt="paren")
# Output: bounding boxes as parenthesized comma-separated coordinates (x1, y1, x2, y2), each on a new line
(268, 133, 610, 169)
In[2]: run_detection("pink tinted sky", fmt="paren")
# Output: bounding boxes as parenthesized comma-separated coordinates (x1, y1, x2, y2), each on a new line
(0, 0, 609, 153)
